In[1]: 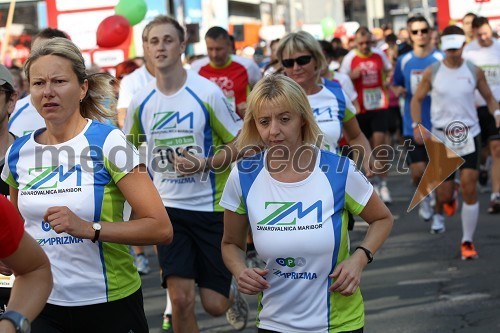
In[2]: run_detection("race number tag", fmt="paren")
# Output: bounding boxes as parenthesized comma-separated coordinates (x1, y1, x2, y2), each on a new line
(444, 135, 475, 157)
(482, 65, 500, 86)
(0, 274, 14, 288)
(410, 70, 423, 94)
(363, 88, 385, 110)
(154, 135, 196, 178)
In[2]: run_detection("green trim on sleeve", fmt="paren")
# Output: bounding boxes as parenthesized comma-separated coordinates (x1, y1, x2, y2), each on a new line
(345, 192, 366, 216)
(205, 102, 237, 144)
(3, 173, 18, 189)
(235, 196, 247, 215)
(127, 107, 145, 148)
(343, 107, 356, 123)
(103, 157, 129, 184)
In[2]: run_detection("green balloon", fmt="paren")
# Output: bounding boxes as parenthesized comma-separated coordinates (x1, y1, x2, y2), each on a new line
(115, 0, 147, 26)
(321, 17, 337, 38)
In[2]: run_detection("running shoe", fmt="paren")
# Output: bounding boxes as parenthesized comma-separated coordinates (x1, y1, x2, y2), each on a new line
(379, 184, 392, 204)
(430, 214, 445, 234)
(418, 196, 433, 222)
(246, 250, 265, 269)
(134, 253, 150, 275)
(161, 314, 173, 333)
(461, 241, 478, 260)
(443, 182, 459, 217)
(226, 278, 249, 331)
(488, 193, 500, 214)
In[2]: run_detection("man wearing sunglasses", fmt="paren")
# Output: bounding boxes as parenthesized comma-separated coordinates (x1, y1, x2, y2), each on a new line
(463, 16, 500, 214)
(392, 16, 444, 224)
(190, 26, 261, 119)
(339, 26, 393, 204)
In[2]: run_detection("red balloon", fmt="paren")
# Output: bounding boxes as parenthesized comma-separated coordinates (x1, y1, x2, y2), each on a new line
(96, 15, 130, 48)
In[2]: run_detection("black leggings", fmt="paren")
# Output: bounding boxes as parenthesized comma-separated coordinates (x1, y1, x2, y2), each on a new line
(32, 288, 148, 333)
(258, 328, 363, 333)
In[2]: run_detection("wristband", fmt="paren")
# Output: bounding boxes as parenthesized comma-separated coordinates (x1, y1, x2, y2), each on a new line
(494, 109, 500, 117)
(355, 246, 373, 264)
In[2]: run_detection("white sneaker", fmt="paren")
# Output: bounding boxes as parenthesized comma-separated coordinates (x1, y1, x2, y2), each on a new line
(430, 214, 445, 234)
(379, 185, 392, 204)
(418, 196, 433, 222)
(226, 278, 248, 331)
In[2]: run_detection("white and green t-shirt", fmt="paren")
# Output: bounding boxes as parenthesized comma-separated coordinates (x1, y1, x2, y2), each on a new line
(220, 149, 373, 333)
(124, 70, 241, 212)
(309, 84, 356, 152)
(1, 120, 141, 306)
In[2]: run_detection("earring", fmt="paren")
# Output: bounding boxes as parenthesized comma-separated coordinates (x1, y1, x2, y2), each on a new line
(80, 98, 83, 103)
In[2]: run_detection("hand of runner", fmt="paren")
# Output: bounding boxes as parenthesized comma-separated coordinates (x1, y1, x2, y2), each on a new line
(174, 149, 205, 175)
(328, 252, 366, 296)
(43, 206, 89, 238)
(235, 267, 270, 296)
(413, 126, 429, 145)
(495, 112, 500, 128)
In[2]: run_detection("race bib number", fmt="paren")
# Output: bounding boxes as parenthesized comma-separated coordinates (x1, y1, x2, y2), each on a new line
(154, 135, 196, 178)
(444, 134, 475, 157)
(0, 274, 14, 288)
(363, 87, 385, 110)
(481, 65, 500, 86)
(410, 70, 423, 94)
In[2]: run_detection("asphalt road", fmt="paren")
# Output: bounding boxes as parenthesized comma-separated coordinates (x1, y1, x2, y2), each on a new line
(141, 169, 500, 333)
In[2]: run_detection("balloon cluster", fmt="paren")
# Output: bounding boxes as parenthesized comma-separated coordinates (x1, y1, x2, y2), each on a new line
(96, 0, 147, 48)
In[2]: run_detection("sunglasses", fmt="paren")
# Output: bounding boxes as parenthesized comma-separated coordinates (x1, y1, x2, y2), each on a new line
(411, 28, 429, 35)
(281, 55, 313, 68)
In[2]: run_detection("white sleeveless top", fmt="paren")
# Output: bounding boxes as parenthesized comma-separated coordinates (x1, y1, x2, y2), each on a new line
(431, 60, 480, 137)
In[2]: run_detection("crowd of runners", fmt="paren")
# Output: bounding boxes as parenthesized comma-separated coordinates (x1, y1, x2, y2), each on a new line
(0, 10, 499, 333)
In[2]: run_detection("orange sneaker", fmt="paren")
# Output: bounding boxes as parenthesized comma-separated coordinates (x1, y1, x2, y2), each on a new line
(461, 242, 478, 260)
(443, 198, 457, 217)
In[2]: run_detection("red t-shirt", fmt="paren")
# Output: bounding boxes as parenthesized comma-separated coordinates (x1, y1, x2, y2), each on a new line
(340, 49, 392, 114)
(190, 55, 261, 118)
(0, 196, 24, 258)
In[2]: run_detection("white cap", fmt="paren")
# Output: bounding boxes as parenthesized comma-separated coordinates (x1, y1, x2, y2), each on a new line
(441, 34, 466, 51)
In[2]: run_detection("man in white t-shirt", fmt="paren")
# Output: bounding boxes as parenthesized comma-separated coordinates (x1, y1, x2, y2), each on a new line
(463, 16, 500, 214)
(123, 15, 248, 332)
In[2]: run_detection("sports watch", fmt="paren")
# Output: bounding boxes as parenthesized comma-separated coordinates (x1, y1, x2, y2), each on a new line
(0, 311, 30, 333)
(92, 222, 102, 243)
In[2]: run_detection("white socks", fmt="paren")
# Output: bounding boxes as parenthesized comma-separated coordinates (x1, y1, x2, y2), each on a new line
(164, 291, 172, 316)
(461, 201, 479, 243)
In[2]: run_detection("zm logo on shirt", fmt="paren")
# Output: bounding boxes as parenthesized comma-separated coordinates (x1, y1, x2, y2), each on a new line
(152, 111, 194, 130)
(22, 165, 82, 190)
(312, 107, 333, 119)
(258, 201, 322, 226)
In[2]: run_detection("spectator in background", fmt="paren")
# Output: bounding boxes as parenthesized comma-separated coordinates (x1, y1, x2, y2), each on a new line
(397, 27, 413, 56)
(331, 37, 343, 51)
(9, 27, 68, 138)
(462, 12, 478, 43)
(263, 38, 281, 76)
(114, 59, 140, 98)
(430, 27, 441, 49)
(7, 67, 27, 99)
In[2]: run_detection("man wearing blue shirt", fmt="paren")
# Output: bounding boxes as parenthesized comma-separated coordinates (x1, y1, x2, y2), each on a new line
(392, 16, 444, 223)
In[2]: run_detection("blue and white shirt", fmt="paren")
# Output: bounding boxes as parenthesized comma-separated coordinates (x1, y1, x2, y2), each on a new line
(393, 49, 444, 137)
(1, 120, 141, 306)
(124, 70, 241, 212)
(8, 95, 45, 137)
(220, 150, 373, 333)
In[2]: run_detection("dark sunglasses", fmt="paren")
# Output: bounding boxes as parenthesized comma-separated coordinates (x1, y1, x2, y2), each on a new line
(411, 28, 429, 35)
(281, 55, 313, 68)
